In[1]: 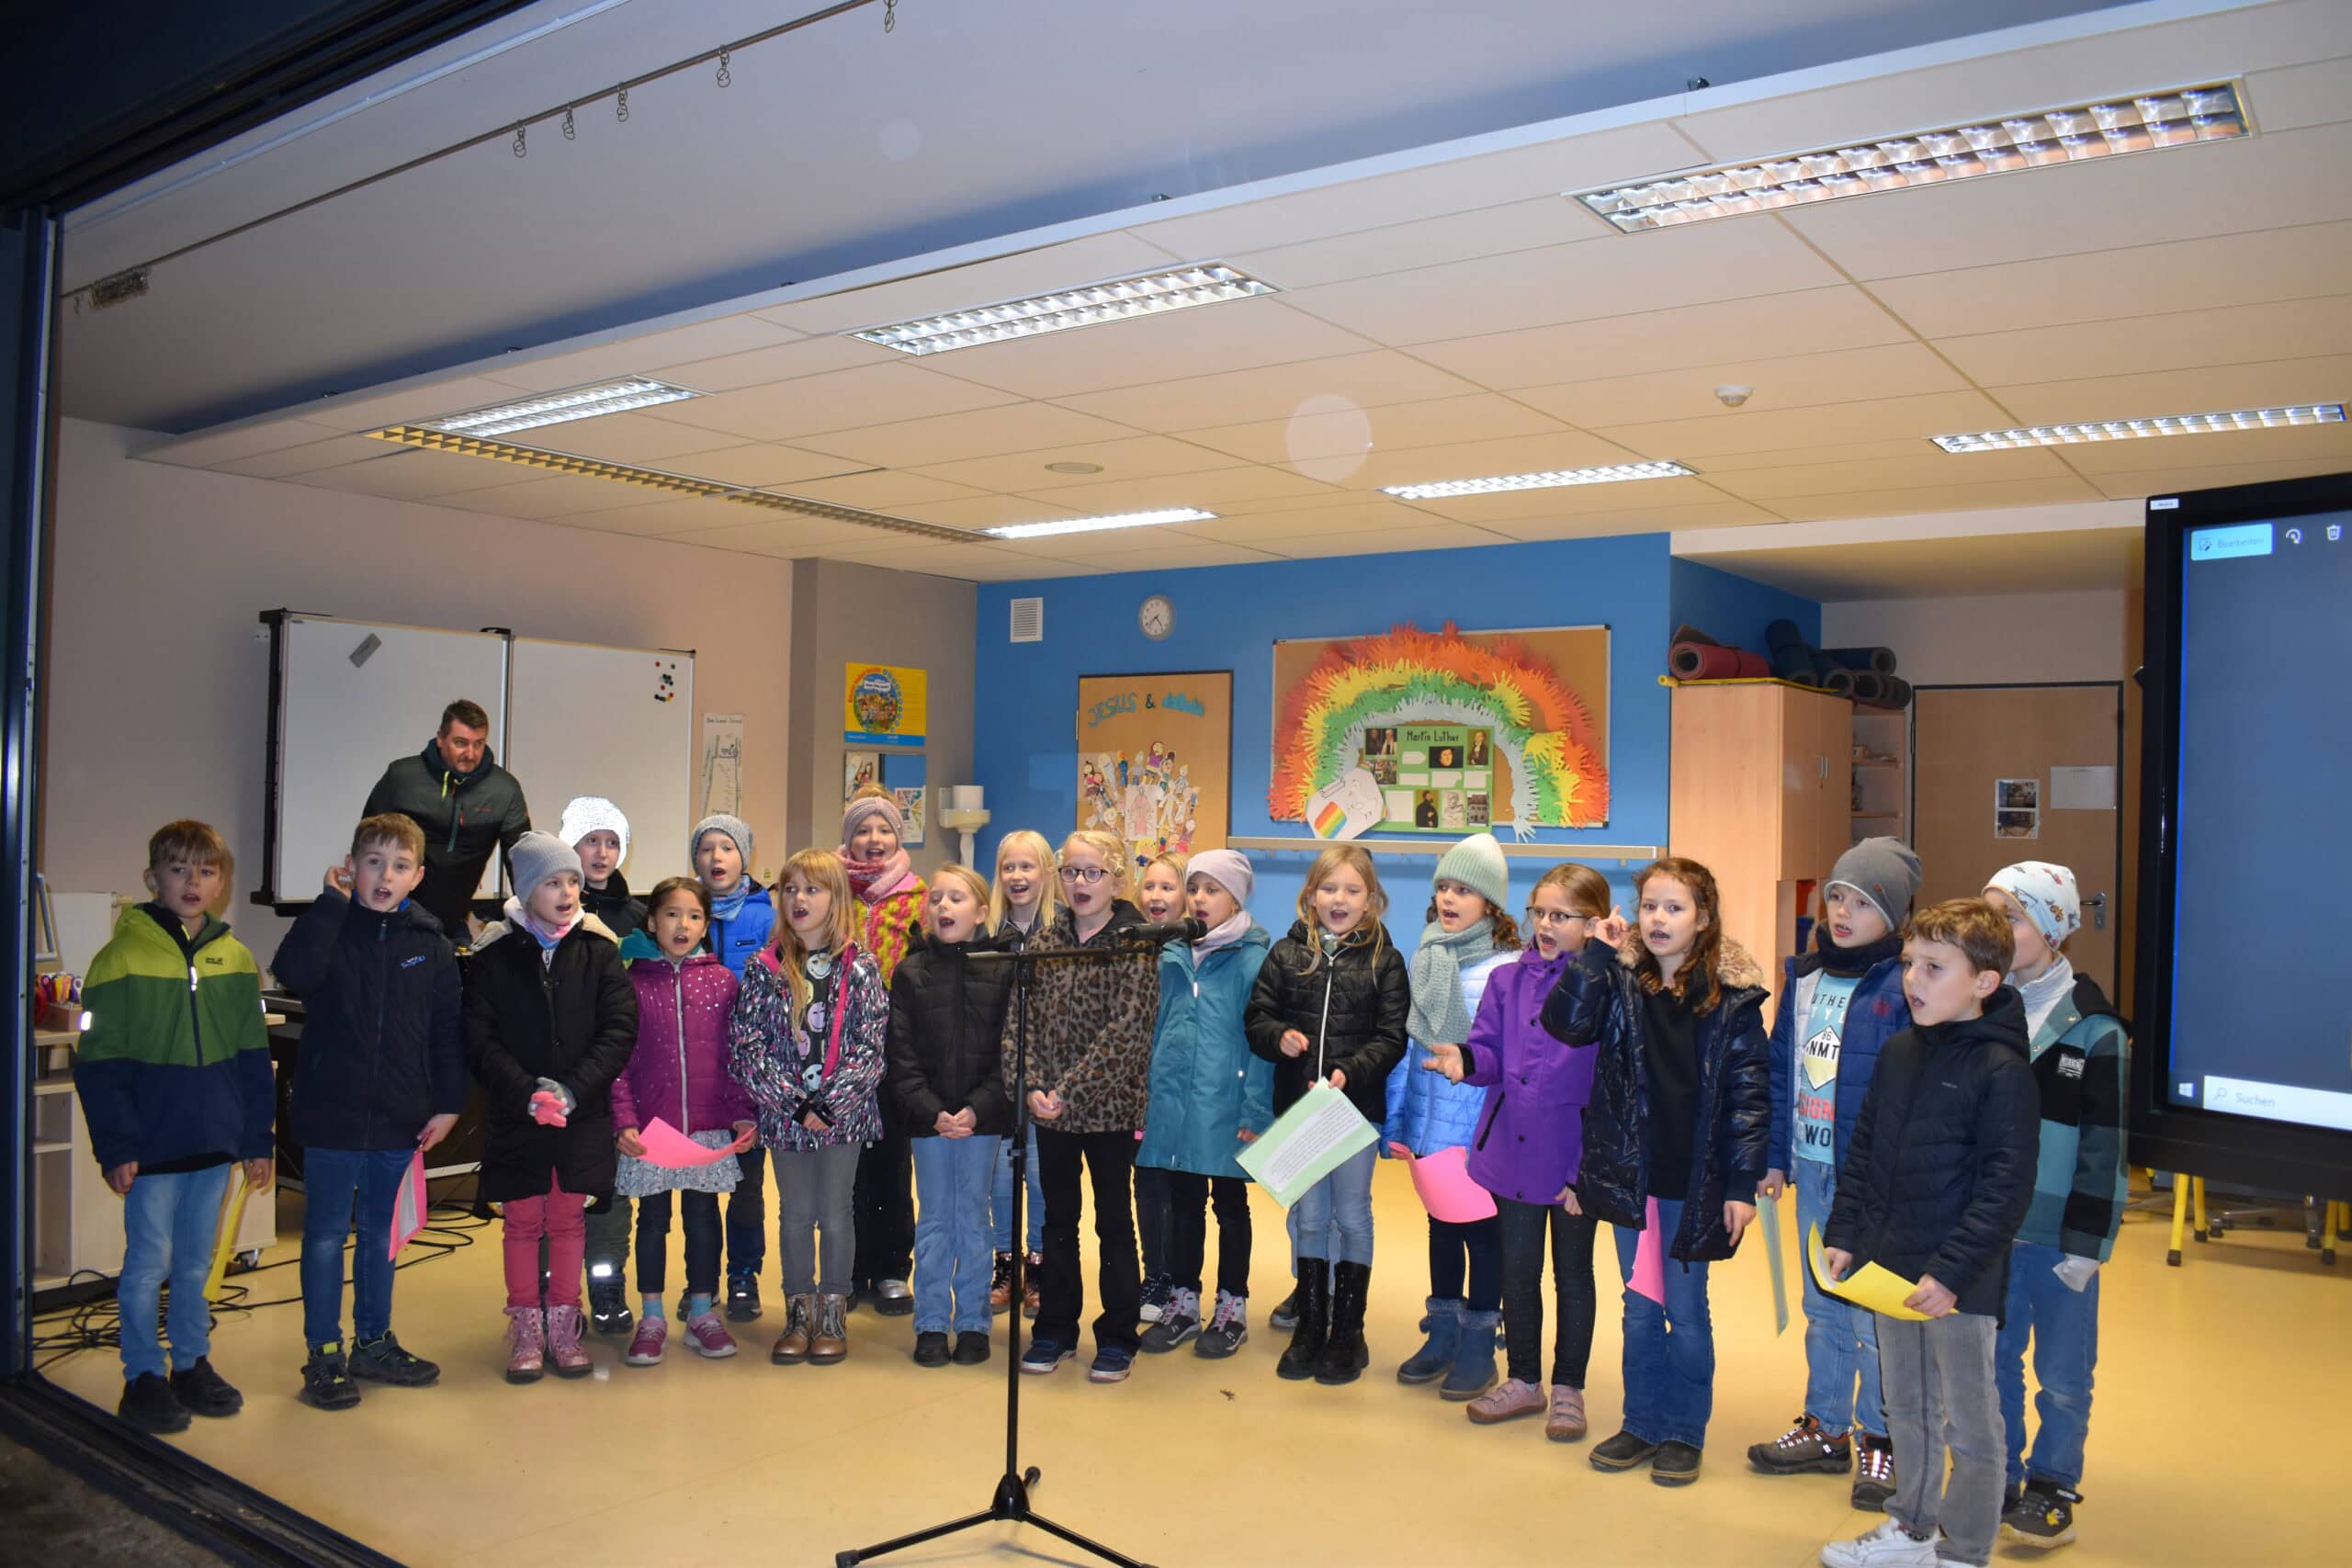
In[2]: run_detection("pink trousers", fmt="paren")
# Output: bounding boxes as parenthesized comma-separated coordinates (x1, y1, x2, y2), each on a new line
(503, 1178, 587, 1310)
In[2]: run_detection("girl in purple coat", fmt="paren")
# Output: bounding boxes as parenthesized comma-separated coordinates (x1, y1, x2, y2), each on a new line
(612, 879, 757, 1368)
(1422, 863, 1623, 1441)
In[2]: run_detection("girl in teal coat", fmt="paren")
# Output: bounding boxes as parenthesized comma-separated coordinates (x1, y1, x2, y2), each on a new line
(1136, 851, 1272, 1360)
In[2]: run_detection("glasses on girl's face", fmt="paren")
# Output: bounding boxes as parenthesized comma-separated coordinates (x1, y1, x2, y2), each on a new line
(1058, 865, 1110, 885)
(1525, 907, 1584, 927)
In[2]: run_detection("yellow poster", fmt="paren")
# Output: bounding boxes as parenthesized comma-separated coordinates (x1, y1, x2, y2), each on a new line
(844, 662, 927, 746)
(1806, 1224, 1930, 1321)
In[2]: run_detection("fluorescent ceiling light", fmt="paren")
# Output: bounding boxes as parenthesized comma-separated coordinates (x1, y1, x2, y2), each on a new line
(411, 378, 698, 437)
(852, 266, 1276, 355)
(1573, 82, 2245, 232)
(983, 507, 1216, 540)
(1931, 403, 2343, 453)
(1382, 460, 1694, 501)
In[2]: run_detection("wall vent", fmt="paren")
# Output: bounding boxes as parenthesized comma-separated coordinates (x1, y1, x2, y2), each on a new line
(1010, 596, 1044, 644)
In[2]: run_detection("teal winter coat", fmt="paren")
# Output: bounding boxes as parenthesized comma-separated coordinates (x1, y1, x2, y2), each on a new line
(1136, 926, 1274, 1181)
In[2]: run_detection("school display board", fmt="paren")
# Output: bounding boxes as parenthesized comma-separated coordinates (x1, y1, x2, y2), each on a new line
(1269, 622, 1611, 837)
(504, 638, 696, 888)
(1075, 671, 1232, 871)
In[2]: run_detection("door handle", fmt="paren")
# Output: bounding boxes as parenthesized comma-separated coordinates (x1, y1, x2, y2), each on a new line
(2083, 892, 2108, 931)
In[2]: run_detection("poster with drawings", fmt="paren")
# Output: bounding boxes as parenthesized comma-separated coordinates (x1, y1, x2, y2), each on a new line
(1075, 672, 1231, 872)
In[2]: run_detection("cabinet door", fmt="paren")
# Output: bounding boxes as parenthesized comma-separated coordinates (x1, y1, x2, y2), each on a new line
(1816, 693, 1854, 864)
(1776, 688, 1819, 878)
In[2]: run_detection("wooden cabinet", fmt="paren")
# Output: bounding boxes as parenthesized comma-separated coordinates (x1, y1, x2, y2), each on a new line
(1669, 682, 1854, 1002)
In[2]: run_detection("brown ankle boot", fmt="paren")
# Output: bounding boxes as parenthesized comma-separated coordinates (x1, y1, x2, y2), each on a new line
(771, 1294, 814, 1364)
(809, 1292, 848, 1364)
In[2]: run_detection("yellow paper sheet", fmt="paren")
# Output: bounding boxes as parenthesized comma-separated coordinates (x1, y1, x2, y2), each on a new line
(1807, 1224, 1930, 1322)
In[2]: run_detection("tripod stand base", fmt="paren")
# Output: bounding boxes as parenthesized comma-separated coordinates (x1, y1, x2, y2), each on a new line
(836, 1466, 1156, 1567)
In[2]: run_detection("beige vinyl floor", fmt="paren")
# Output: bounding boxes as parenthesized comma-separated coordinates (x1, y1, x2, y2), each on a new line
(40, 1167, 2352, 1566)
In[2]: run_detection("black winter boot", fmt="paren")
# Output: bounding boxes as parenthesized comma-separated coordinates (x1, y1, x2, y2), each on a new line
(1275, 1261, 1330, 1381)
(1315, 1261, 1373, 1385)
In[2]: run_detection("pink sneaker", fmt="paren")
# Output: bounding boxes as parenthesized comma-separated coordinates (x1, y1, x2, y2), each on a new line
(624, 1315, 667, 1367)
(503, 1307, 546, 1383)
(545, 1303, 593, 1378)
(683, 1312, 739, 1359)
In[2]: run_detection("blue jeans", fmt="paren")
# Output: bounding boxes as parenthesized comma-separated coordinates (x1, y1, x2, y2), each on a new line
(912, 1134, 1001, 1335)
(1797, 1157, 1885, 1437)
(1996, 1240, 2100, 1490)
(300, 1147, 413, 1350)
(1286, 1203, 1338, 1278)
(1611, 1196, 1715, 1448)
(119, 1164, 233, 1381)
(992, 1123, 1044, 1255)
(1291, 1143, 1377, 1266)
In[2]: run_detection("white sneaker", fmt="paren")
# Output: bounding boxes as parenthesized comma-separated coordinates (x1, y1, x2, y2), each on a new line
(1820, 1519, 1938, 1568)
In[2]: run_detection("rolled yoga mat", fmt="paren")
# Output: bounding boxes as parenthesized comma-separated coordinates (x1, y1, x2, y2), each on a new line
(1824, 646, 1897, 675)
(1849, 671, 1888, 704)
(1813, 662, 1858, 697)
(1671, 641, 1770, 680)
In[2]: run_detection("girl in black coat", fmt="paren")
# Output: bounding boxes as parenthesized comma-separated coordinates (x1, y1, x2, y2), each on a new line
(464, 833, 638, 1385)
(1244, 844, 1410, 1387)
(886, 866, 1016, 1365)
(1541, 857, 1770, 1485)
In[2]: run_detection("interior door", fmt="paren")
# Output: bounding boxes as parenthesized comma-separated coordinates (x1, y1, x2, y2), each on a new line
(1912, 685, 2122, 993)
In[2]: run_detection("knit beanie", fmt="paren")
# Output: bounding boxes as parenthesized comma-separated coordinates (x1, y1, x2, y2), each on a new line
(1433, 831, 1510, 913)
(690, 813, 754, 870)
(1984, 861, 2082, 949)
(1826, 836, 1923, 930)
(557, 795, 629, 866)
(509, 830, 582, 895)
(1183, 848, 1253, 906)
(840, 791, 905, 848)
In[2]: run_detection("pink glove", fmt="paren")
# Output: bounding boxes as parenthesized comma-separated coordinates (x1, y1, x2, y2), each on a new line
(529, 1090, 570, 1128)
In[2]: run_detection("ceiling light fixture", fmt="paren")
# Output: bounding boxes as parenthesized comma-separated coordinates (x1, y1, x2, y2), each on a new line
(1573, 81, 2245, 232)
(983, 506, 1216, 540)
(1044, 460, 1104, 475)
(1930, 402, 2343, 453)
(851, 265, 1277, 355)
(412, 378, 699, 437)
(1382, 460, 1695, 501)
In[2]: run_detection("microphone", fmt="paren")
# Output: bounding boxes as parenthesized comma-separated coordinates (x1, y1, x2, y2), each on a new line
(1118, 917, 1207, 945)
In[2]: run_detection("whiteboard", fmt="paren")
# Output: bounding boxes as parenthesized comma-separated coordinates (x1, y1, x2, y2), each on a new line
(505, 638, 696, 889)
(267, 615, 509, 904)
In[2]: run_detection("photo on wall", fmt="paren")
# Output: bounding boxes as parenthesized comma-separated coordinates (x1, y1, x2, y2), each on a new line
(1076, 671, 1232, 871)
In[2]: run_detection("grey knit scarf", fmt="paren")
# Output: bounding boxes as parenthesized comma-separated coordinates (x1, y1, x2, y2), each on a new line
(1408, 915, 1496, 1045)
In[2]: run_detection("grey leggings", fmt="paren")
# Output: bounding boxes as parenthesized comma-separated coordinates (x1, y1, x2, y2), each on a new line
(773, 1144, 861, 1298)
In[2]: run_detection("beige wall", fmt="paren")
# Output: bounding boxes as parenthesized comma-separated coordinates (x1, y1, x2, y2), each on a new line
(39, 419, 794, 965)
(785, 558, 975, 873)
(1821, 590, 2129, 684)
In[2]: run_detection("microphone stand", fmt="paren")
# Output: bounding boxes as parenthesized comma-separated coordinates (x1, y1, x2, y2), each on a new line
(837, 930, 1162, 1568)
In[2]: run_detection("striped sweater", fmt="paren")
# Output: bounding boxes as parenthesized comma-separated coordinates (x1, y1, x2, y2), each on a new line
(2018, 973, 2131, 1261)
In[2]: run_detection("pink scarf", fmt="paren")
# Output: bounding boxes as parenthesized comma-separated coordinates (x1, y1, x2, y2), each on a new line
(841, 846, 917, 906)
(503, 896, 580, 950)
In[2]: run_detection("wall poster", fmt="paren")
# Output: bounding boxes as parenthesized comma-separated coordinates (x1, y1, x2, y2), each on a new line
(1075, 671, 1232, 871)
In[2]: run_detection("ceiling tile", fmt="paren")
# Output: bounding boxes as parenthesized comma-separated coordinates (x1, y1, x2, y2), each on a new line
(1020, 537, 1287, 570)
(1408, 286, 1910, 390)
(667, 516, 907, 556)
(767, 470, 987, 509)
(890, 494, 1083, 530)
(1281, 219, 1842, 346)
(1597, 389, 2012, 459)
(1339, 430, 1650, 494)
(1479, 497, 1780, 539)
(414, 472, 666, 519)
(751, 231, 1181, 335)
(140, 418, 347, 467)
(1513, 344, 1968, 429)
(561, 495, 762, 537)
(908, 434, 1245, 494)
(1179, 498, 1444, 541)
(1055, 348, 1480, 432)
(2041, 420, 2352, 475)
(904, 297, 1379, 400)
(1255, 522, 1519, 558)
(1681, 437, 1934, 474)
(1402, 474, 1730, 525)
(640, 362, 1021, 442)
(302, 376, 537, 434)
(283, 447, 537, 501)
(1174, 392, 1567, 475)
(675, 444, 873, 488)
(2245, 53, 2352, 133)
(1766, 474, 2104, 522)
(210, 432, 401, 478)
(1934, 295, 2352, 387)
(650, 333, 897, 392)
(796, 402, 1138, 469)
(1706, 446, 2067, 501)
(499, 412, 743, 467)
(1986, 355, 2352, 425)
(481, 316, 806, 393)
(1014, 465, 1343, 513)
(1868, 219, 2352, 339)
(2086, 454, 2352, 501)
(1229, 197, 1605, 292)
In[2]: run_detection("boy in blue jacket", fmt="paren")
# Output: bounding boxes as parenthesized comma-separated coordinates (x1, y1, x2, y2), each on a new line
(272, 814, 464, 1411)
(74, 821, 277, 1435)
(693, 813, 774, 1318)
(1752, 838, 1921, 1508)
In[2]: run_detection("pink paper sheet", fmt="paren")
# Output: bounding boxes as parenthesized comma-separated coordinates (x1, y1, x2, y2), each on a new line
(387, 1150, 426, 1261)
(1630, 1195, 1666, 1305)
(1386, 1143, 1498, 1223)
(638, 1117, 743, 1169)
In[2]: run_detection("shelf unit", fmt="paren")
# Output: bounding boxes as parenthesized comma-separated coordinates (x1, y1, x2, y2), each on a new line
(1849, 706, 1912, 844)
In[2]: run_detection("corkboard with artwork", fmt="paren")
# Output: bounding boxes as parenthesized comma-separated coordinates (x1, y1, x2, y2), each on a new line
(1075, 671, 1232, 872)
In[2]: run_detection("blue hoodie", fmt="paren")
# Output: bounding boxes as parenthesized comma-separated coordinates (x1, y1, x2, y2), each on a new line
(707, 884, 775, 976)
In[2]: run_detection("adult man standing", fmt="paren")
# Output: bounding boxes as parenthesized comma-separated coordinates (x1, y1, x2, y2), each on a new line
(363, 699, 529, 941)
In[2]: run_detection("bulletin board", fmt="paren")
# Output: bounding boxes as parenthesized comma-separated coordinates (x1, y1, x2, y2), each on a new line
(1075, 672, 1232, 871)
(1270, 622, 1611, 833)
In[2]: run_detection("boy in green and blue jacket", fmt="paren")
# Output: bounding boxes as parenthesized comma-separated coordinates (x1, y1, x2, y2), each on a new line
(74, 820, 277, 1436)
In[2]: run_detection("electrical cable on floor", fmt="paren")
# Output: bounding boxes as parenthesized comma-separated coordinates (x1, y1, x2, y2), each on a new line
(29, 1201, 490, 1372)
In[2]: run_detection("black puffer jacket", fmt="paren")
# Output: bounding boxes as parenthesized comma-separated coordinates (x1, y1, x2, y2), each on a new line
(1824, 987, 2040, 1319)
(1542, 935, 1771, 1263)
(363, 741, 531, 938)
(887, 931, 1016, 1137)
(1244, 920, 1410, 1125)
(271, 892, 464, 1151)
(580, 872, 646, 946)
(462, 914, 637, 1201)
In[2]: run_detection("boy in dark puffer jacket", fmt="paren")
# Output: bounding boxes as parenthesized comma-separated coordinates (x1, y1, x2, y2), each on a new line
(1819, 899, 2040, 1568)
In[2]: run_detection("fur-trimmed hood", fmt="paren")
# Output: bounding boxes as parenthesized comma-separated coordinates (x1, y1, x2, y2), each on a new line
(1611, 932, 1767, 993)
(471, 909, 620, 952)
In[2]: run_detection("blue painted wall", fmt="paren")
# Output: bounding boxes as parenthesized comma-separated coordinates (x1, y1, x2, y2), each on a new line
(1669, 556, 1821, 660)
(972, 535, 1815, 958)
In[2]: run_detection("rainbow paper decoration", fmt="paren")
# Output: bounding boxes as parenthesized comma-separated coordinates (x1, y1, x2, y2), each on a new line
(1270, 622, 1610, 829)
